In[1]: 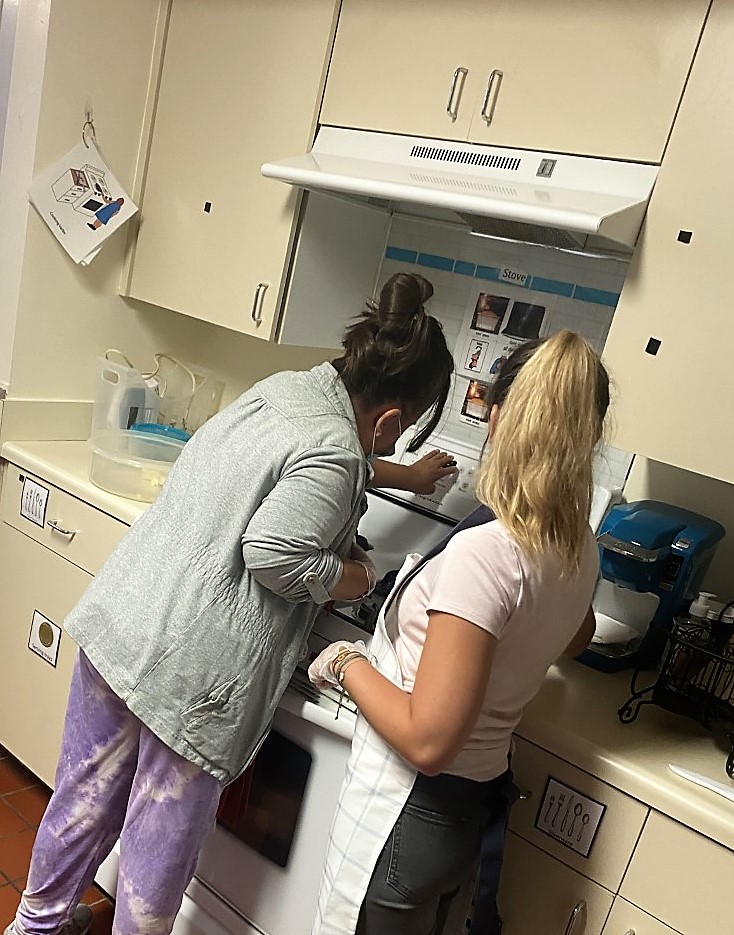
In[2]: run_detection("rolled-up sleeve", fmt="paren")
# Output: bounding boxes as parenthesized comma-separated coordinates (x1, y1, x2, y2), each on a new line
(241, 446, 361, 603)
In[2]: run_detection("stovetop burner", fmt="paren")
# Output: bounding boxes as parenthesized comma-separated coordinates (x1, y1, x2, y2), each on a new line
(288, 665, 358, 718)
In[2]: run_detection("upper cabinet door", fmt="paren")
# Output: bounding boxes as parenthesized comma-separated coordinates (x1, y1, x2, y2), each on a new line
(466, 0, 710, 162)
(320, 0, 482, 142)
(127, 0, 338, 339)
(603, 0, 734, 484)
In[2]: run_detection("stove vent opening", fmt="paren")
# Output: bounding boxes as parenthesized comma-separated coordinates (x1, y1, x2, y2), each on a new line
(409, 144, 522, 172)
(463, 214, 587, 250)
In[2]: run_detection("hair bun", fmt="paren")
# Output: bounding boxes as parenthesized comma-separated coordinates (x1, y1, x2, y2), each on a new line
(373, 273, 433, 339)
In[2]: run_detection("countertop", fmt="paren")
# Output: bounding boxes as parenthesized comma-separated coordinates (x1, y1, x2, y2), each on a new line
(2, 440, 734, 853)
(1, 440, 148, 525)
(518, 658, 734, 852)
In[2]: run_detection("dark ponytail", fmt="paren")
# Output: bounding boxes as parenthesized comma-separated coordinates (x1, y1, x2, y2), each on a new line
(334, 273, 454, 451)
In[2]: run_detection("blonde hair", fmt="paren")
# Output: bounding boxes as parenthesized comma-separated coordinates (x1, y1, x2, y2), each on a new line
(475, 331, 609, 574)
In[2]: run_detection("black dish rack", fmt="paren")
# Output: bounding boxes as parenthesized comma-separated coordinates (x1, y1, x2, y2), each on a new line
(618, 619, 734, 778)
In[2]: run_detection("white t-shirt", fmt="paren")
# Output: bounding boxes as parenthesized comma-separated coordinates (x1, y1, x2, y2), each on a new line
(387, 521, 599, 781)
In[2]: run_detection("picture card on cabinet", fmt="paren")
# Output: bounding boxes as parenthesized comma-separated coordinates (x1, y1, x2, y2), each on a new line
(29, 140, 138, 265)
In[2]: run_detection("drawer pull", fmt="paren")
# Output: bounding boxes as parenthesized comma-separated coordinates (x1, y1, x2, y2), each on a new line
(47, 519, 77, 540)
(517, 786, 533, 800)
(563, 900, 585, 935)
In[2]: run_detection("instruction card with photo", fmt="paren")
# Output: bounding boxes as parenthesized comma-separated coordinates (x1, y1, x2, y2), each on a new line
(456, 284, 556, 381)
(29, 140, 138, 265)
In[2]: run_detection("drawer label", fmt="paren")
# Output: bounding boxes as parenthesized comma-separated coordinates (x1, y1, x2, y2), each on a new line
(28, 610, 61, 668)
(19, 475, 49, 528)
(534, 777, 606, 858)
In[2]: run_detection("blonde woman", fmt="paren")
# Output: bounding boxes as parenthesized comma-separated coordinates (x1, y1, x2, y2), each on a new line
(308, 331, 607, 935)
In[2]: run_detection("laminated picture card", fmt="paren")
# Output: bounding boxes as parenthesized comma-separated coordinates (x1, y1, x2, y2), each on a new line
(29, 140, 138, 265)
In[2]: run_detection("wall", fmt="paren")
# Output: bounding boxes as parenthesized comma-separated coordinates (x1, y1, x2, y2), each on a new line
(6, 0, 328, 412)
(0, 0, 18, 162)
(376, 215, 634, 491)
(375, 218, 734, 593)
(0, 0, 50, 390)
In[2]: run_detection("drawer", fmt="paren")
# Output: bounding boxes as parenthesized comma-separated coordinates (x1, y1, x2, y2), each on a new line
(0, 461, 128, 575)
(499, 831, 613, 935)
(602, 898, 680, 935)
(509, 736, 649, 891)
(621, 811, 734, 935)
(0, 523, 90, 787)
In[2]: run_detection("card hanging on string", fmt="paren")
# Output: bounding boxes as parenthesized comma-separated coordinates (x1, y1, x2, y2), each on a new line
(28, 114, 138, 266)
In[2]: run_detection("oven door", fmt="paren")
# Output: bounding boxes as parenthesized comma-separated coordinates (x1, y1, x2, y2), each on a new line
(194, 691, 354, 935)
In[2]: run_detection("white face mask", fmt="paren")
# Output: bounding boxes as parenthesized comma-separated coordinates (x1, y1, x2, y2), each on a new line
(368, 414, 402, 463)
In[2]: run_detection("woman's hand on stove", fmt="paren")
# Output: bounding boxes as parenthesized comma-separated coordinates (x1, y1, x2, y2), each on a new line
(308, 640, 370, 690)
(407, 450, 458, 495)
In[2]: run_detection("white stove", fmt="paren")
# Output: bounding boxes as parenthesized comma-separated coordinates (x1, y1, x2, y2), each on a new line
(95, 431, 614, 935)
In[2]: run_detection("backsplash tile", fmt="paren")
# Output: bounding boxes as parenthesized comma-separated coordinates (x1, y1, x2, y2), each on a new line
(377, 216, 633, 491)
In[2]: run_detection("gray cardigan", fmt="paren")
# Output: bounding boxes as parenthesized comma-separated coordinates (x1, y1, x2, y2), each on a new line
(66, 362, 368, 783)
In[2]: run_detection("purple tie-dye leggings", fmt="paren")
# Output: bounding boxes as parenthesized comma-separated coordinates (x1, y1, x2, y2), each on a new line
(14, 652, 223, 935)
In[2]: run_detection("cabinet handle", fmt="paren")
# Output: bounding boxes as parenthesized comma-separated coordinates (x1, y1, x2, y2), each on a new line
(517, 786, 533, 800)
(562, 900, 585, 935)
(481, 68, 504, 125)
(446, 66, 468, 121)
(251, 282, 268, 327)
(47, 519, 77, 540)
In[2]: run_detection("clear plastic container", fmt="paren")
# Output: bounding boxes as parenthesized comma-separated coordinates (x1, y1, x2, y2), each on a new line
(88, 430, 186, 502)
(92, 356, 159, 434)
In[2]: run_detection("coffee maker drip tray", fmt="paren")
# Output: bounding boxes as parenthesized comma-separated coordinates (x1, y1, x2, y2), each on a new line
(591, 580, 661, 651)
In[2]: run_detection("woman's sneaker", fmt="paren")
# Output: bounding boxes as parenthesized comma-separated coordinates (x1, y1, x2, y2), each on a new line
(3, 904, 94, 935)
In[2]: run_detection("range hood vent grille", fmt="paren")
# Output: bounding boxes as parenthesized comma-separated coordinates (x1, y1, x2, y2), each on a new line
(409, 143, 522, 172)
(409, 173, 518, 196)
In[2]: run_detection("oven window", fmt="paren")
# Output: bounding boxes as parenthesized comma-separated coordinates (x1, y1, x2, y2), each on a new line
(218, 730, 312, 868)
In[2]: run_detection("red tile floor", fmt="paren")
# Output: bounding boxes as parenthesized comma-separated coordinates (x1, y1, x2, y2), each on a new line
(0, 746, 114, 934)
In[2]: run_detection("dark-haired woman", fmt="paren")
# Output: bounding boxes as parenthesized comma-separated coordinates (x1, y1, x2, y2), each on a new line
(309, 331, 607, 935)
(5, 273, 454, 935)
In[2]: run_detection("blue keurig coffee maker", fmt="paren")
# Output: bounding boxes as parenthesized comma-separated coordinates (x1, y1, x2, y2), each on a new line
(578, 500, 725, 673)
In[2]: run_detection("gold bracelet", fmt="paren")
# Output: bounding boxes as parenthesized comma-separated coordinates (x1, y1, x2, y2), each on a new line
(331, 647, 356, 676)
(336, 655, 366, 686)
(333, 650, 366, 685)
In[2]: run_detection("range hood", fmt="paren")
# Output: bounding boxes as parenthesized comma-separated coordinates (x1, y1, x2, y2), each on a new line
(262, 127, 658, 253)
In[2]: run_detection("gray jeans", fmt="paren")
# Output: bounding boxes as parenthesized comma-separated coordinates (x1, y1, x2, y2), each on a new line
(356, 769, 515, 935)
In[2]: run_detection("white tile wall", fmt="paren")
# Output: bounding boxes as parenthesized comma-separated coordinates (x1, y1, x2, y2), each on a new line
(378, 216, 633, 490)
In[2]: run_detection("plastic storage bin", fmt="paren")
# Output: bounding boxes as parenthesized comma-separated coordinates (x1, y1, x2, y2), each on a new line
(88, 430, 185, 502)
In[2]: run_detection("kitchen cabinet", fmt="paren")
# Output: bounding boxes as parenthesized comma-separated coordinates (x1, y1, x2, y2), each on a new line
(508, 737, 648, 892)
(0, 462, 127, 786)
(0, 521, 89, 787)
(620, 812, 734, 935)
(602, 0, 734, 484)
(498, 831, 614, 934)
(127, 0, 339, 339)
(321, 0, 709, 162)
(602, 900, 680, 935)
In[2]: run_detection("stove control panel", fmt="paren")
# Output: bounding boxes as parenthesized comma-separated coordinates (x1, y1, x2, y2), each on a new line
(380, 437, 481, 522)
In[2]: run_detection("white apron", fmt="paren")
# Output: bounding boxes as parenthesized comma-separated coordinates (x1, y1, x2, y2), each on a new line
(312, 554, 421, 935)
